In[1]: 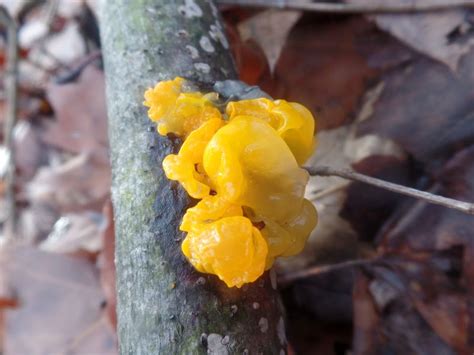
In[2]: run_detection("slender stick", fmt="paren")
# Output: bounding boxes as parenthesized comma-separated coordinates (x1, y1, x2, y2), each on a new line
(216, 0, 474, 13)
(306, 166, 474, 216)
(0, 7, 18, 239)
(278, 258, 375, 286)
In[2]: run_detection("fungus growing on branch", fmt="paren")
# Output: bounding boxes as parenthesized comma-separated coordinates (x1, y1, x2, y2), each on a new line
(144, 77, 318, 288)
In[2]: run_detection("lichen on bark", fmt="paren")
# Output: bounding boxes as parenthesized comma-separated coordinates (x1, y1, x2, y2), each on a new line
(100, 0, 285, 353)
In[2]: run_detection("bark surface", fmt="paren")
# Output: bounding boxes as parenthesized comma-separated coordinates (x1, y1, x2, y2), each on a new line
(101, 1, 285, 353)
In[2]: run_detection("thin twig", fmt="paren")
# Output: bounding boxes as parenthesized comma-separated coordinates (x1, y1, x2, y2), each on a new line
(44, 0, 59, 27)
(216, 0, 474, 13)
(0, 7, 19, 239)
(306, 166, 474, 216)
(278, 258, 375, 286)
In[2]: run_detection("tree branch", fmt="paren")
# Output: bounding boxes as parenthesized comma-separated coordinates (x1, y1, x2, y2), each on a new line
(101, 1, 285, 354)
(0, 6, 19, 240)
(306, 166, 474, 215)
(216, 0, 474, 14)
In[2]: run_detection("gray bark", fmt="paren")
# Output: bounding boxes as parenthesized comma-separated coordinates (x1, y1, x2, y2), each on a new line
(100, 0, 286, 354)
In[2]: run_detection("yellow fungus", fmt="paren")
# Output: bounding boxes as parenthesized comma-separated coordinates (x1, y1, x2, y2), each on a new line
(203, 115, 309, 221)
(163, 116, 223, 199)
(226, 98, 316, 164)
(182, 216, 268, 288)
(144, 77, 318, 288)
(143, 77, 221, 137)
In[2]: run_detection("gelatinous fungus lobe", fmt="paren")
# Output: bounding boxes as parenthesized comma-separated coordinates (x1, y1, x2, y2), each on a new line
(144, 77, 318, 287)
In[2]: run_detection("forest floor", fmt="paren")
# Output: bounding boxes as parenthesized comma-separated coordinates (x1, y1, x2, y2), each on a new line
(0, 1, 473, 354)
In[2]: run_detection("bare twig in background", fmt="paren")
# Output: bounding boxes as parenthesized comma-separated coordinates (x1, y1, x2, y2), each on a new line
(306, 166, 474, 216)
(0, 6, 19, 240)
(44, 0, 59, 27)
(216, 0, 474, 13)
(278, 258, 375, 286)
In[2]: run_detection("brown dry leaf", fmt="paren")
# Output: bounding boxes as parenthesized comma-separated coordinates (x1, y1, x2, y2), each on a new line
(17, 202, 59, 244)
(354, 252, 469, 355)
(285, 312, 352, 355)
(0, 248, 18, 310)
(25, 152, 110, 213)
(13, 121, 44, 181)
(282, 267, 353, 354)
(98, 200, 116, 330)
(340, 155, 415, 243)
(402, 258, 468, 352)
(353, 263, 458, 355)
(352, 272, 380, 354)
(225, 18, 271, 85)
(237, 9, 301, 73)
(273, 17, 408, 271)
(272, 15, 379, 130)
(0, 0, 22, 16)
(28, 21, 86, 71)
(378, 145, 474, 251)
(0, 121, 44, 228)
(358, 48, 474, 172)
(39, 212, 106, 254)
(18, 18, 49, 50)
(3, 246, 117, 355)
(352, 145, 474, 354)
(349, 0, 474, 71)
(42, 65, 108, 154)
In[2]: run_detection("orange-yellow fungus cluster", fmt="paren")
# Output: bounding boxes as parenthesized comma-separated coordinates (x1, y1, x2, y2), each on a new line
(144, 77, 318, 288)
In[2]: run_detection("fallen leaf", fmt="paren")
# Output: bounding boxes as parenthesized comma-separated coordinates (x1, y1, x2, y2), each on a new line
(283, 267, 353, 324)
(238, 9, 301, 73)
(349, 0, 474, 71)
(340, 155, 415, 243)
(225, 20, 271, 85)
(358, 49, 474, 172)
(353, 263, 457, 355)
(285, 312, 352, 355)
(18, 19, 49, 49)
(17, 202, 59, 244)
(3, 246, 117, 355)
(272, 15, 379, 130)
(42, 65, 108, 154)
(351, 145, 474, 354)
(378, 144, 474, 251)
(57, 1, 84, 18)
(0, 0, 24, 17)
(13, 121, 44, 181)
(352, 272, 380, 354)
(25, 152, 110, 213)
(31, 21, 86, 70)
(39, 211, 106, 254)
